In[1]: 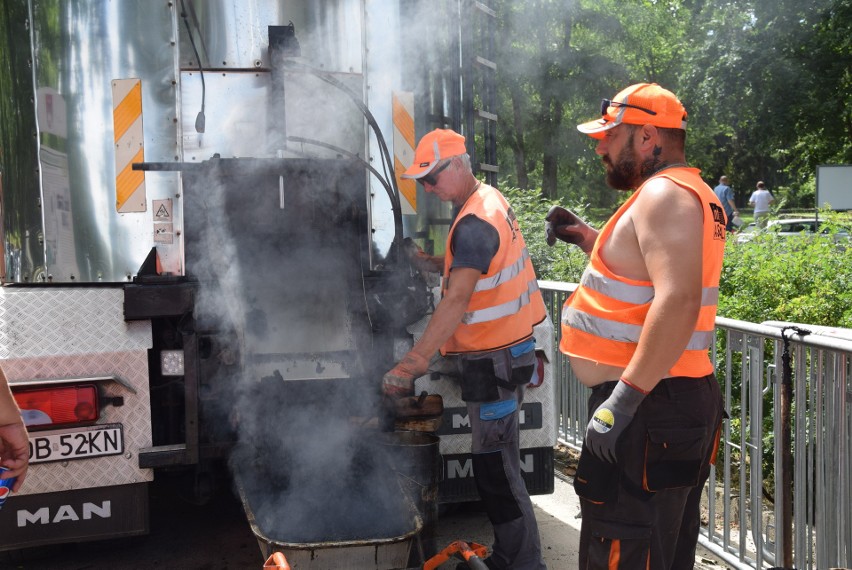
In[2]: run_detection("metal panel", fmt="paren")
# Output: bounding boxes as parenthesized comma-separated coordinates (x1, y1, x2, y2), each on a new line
(179, 0, 362, 73)
(0, 0, 180, 283)
(2, 0, 378, 282)
(179, 70, 366, 162)
(0, 287, 154, 494)
(181, 158, 372, 383)
(412, 315, 557, 455)
(0, 287, 150, 358)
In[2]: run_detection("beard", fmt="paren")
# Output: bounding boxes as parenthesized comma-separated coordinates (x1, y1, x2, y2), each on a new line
(603, 142, 640, 190)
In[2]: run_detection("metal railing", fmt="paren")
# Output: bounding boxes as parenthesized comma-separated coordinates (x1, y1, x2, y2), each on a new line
(540, 281, 852, 570)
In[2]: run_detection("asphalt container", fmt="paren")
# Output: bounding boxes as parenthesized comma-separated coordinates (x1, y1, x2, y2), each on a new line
(380, 430, 443, 561)
(233, 426, 442, 569)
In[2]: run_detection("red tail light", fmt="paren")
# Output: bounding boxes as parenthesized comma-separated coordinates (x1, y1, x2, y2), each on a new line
(528, 351, 546, 388)
(12, 384, 99, 430)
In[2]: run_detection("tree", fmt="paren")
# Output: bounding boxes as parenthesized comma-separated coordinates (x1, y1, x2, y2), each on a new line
(492, 0, 852, 213)
(495, 0, 694, 206)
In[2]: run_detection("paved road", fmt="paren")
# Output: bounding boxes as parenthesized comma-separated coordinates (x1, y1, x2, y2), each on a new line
(6, 473, 730, 569)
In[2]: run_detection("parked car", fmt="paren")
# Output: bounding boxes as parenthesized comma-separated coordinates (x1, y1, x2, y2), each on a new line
(736, 218, 850, 244)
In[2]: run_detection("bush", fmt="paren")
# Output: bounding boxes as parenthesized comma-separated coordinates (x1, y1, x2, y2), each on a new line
(719, 224, 852, 326)
(502, 186, 590, 283)
(507, 183, 852, 328)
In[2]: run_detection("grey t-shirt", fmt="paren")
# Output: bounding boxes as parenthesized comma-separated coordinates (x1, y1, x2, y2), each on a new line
(450, 214, 500, 273)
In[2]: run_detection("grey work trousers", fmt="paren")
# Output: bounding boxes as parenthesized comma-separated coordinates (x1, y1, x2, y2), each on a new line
(467, 382, 547, 570)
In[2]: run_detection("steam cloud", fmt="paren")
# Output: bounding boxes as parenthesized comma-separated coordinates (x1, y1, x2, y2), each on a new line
(182, 0, 454, 548)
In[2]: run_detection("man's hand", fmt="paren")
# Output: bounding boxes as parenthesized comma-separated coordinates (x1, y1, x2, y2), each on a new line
(585, 380, 646, 463)
(0, 421, 30, 492)
(544, 206, 596, 252)
(403, 238, 442, 274)
(382, 351, 430, 398)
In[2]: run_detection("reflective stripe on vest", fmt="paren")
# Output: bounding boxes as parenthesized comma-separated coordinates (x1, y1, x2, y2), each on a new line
(559, 167, 726, 377)
(579, 267, 720, 307)
(474, 248, 531, 292)
(561, 306, 715, 350)
(441, 183, 547, 354)
(464, 277, 541, 325)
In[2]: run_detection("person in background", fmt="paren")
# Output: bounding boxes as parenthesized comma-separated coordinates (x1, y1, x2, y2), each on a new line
(749, 181, 775, 228)
(382, 128, 548, 570)
(713, 175, 739, 232)
(545, 83, 725, 569)
(0, 365, 29, 492)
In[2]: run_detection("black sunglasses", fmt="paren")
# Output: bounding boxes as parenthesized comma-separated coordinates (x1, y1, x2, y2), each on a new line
(420, 160, 451, 186)
(601, 98, 657, 117)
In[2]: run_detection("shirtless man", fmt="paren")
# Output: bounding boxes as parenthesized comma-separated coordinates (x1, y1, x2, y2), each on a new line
(545, 83, 726, 569)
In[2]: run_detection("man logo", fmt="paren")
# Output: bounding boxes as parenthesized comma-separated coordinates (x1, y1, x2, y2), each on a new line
(16, 501, 112, 527)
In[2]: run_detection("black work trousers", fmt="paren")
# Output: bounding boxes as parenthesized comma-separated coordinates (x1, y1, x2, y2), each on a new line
(576, 374, 724, 570)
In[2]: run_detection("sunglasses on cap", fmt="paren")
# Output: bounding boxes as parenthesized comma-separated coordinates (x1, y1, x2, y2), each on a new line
(420, 159, 451, 186)
(601, 98, 658, 117)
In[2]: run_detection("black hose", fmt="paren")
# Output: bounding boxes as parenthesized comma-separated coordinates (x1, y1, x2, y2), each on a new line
(285, 136, 398, 209)
(278, 59, 404, 258)
(179, 0, 206, 133)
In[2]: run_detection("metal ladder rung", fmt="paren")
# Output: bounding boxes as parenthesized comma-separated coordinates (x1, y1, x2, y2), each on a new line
(473, 56, 496, 71)
(473, 1, 497, 17)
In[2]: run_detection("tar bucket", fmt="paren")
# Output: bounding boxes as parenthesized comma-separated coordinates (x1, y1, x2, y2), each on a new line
(379, 430, 443, 561)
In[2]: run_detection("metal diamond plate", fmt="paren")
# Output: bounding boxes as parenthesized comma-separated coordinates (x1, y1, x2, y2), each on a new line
(0, 287, 151, 359)
(1, 287, 153, 495)
(415, 318, 558, 456)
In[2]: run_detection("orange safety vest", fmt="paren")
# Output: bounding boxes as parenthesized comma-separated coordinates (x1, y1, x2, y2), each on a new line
(560, 167, 726, 377)
(441, 183, 547, 355)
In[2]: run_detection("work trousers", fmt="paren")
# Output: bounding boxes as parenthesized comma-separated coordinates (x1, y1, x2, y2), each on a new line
(576, 374, 724, 570)
(462, 348, 547, 570)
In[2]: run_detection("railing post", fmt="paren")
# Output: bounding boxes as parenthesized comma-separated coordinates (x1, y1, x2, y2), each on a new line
(779, 330, 796, 569)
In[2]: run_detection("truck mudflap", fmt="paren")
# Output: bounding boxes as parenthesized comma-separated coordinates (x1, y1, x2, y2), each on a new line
(0, 483, 149, 551)
(439, 447, 555, 503)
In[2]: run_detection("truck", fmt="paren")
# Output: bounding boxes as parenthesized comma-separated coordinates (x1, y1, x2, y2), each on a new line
(0, 0, 556, 555)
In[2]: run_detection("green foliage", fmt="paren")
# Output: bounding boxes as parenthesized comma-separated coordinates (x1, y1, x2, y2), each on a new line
(509, 175, 852, 329)
(718, 216, 852, 326)
(771, 180, 816, 210)
(493, 0, 852, 214)
(502, 186, 591, 282)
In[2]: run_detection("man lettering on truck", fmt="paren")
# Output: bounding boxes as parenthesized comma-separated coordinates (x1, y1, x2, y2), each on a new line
(0, 364, 30, 493)
(545, 83, 726, 569)
(382, 128, 548, 570)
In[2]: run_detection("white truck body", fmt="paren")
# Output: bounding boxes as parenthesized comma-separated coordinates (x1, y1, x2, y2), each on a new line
(0, 0, 555, 551)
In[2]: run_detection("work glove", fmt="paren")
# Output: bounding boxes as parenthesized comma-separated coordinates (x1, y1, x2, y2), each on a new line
(382, 351, 430, 398)
(544, 206, 596, 251)
(585, 380, 647, 463)
(403, 238, 442, 274)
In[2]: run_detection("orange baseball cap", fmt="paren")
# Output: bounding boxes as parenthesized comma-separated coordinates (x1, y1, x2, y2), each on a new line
(577, 83, 688, 139)
(402, 129, 467, 179)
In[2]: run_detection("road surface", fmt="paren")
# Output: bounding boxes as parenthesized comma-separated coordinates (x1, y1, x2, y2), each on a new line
(5, 472, 730, 569)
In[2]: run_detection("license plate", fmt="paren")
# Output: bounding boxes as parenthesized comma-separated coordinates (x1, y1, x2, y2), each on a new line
(28, 424, 124, 464)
